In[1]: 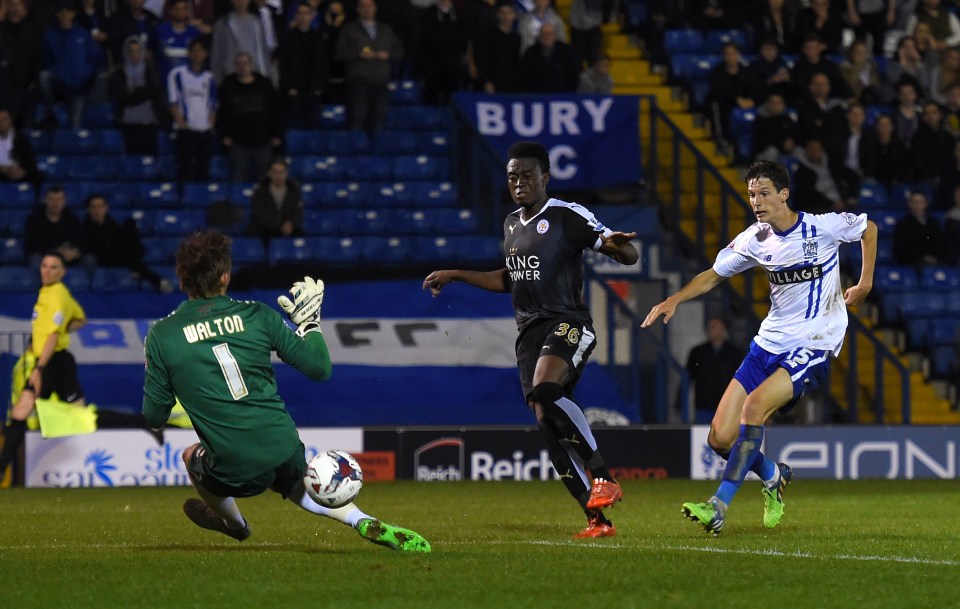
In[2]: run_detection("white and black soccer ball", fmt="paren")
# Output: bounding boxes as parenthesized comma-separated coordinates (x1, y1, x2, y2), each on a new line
(304, 450, 363, 508)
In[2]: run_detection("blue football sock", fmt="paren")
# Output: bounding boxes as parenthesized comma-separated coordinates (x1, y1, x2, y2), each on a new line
(715, 424, 765, 506)
(751, 450, 778, 487)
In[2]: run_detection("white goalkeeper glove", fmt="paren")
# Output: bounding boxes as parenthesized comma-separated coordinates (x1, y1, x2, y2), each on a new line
(278, 276, 324, 337)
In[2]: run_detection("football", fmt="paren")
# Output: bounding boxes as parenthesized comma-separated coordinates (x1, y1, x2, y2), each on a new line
(304, 450, 364, 508)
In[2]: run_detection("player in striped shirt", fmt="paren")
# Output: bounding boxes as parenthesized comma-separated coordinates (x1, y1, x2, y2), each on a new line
(642, 160, 877, 535)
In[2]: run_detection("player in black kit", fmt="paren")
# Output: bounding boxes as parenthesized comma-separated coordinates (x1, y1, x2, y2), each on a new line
(423, 141, 639, 538)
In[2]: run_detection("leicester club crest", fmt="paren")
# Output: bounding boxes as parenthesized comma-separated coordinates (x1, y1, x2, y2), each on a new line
(537, 219, 550, 234)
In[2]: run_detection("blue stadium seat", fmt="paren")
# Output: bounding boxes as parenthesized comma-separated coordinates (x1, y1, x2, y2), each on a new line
(876, 236, 894, 264)
(0, 182, 37, 207)
(268, 237, 315, 265)
(349, 208, 391, 234)
(52, 129, 98, 154)
(27, 130, 52, 154)
(365, 182, 403, 206)
(857, 181, 889, 209)
(152, 209, 207, 235)
(393, 156, 449, 180)
(62, 268, 89, 293)
(360, 235, 414, 264)
(898, 292, 946, 324)
(388, 79, 423, 104)
(37, 155, 67, 181)
(299, 183, 324, 207)
(353, 155, 394, 180)
(209, 155, 230, 182)
(315, 181, 368, 205)
(664, 28, 704, 54)
(904, 316, 931, 350)
(704, 28, 750, 53)
(136, 182, 179, 208)
(0, 265, 37, 291)
(304, 208, 353, 234)
(105, 182, 139, 208)
(313, 236, 361, 263)
(728, 108, 756, 138)
(0, 237, 24, 264)
(118, 209, 156, 236)
(928, 318, 960, 347)
(413, 235, 457, 262)
(372, 130, 419, 154)
(68, 156, 118, 180)
(418, 132, 450, 155)
(181, 182, 227, 207)
(230, 237, 266, 265)
(297, 156, 347, 181)
(34, 104, 69, 128)
(228, 183, 256, 203)
(99, 129, 125, 154)
(414, 181, 457, 206)
(451, 235, 502, 263)
(872, 210, 900, 235)
(391, 209, 431, 234)
(318, 104, 347, 129)
(286, 129, 320, 154)
(431, 208, 478, 234)
(864, 105, 888, 128)
(947, 291, 960, 315)
(325, 130, 370, 154)
(920, 266, 960, 292)
(122, 156, 162, 181)
(875, 265, 919, 293)
(890, 182, 934, 207)
(669, 53, 697, 81)
(91, 267, 141, 292)
(157, 131, 174, 154)
(0, 210, 27, 236)
(81, 102, 115, 128)
(385, 106, 451, 131)
(141, 237, 180, 264)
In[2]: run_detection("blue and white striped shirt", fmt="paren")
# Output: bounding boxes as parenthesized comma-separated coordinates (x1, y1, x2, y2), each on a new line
(167, 64, 217, 132)
(713, 211, 868, 356)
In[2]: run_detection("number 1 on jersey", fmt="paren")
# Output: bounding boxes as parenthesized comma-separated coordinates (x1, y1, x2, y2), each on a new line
(213, 343, 249, 400)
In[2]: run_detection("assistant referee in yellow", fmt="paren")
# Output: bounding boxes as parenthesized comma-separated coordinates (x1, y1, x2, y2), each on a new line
(1, 252, 87, 483)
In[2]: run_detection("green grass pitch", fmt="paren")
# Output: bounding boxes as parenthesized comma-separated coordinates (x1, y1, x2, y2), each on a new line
(1, 479, 958, 609)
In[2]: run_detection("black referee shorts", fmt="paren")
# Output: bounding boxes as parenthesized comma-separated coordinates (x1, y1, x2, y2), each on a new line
(26, 350, 84, 402)
(515, 317, 597, 402)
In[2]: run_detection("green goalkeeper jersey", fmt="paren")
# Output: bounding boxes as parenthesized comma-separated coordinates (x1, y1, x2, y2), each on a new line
(142, 295, 331, 483)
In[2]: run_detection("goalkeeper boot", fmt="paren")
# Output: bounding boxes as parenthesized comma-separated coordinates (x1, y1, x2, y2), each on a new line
(182, 499, 251, 541)
(586, 477, 623, 510)
(357, 518, 431, 553)
(573, 511, 616, 539)
(681, 497, 725, 537)
(762, 462, 793, 529)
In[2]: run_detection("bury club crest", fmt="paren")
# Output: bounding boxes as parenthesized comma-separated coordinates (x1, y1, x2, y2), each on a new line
(802, 239, 818, 258)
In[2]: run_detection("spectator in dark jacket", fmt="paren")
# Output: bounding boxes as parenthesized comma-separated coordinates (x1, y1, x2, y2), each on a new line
(279, 1, 329, 128)
(108, 0, 159, 66)
(793, 0, 843, 53)
(706, 42, 754, 146)
(791, 33, 852, 102)
(24, 186, 87, 269)
(861, 113, 914, 189)
(109, 37, 169, 155)
(746, 37, 794, 106)
(911, 100, 956, 189)
(518, 22, 580, 93)
(796, 72, 847, 144)
(752, 93, 798, 161)
(893, 190, 945, 267)
(0, 0, 43, 124)
(247, 158, 304, 245)
(416, 0, 467, 106)
(38, 1, 103, 129)
(217, 52, 281, 183)
(472, 0, 522, 93)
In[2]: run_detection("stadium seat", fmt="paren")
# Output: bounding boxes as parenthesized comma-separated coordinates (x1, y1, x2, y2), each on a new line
(876, 237, 894, 264)
(313, 236, 361, 263)
(928, 318, 960, 347)
(0, 182, 37, 207)
(664, 28, 704, 54)
(136, 182, 179, 208)
(91, 267, 141, 292)
(68, 156, 118, 180)
(391, 209, 431, 234)
(52, 129, 98, 154)
(304, 208, 353, 234)
(316, 181, 368, 205)
(297, 156, 347, 181)
(34, 103, 69, 128)
(209, 155, 230, 182)
(413, 235, 457, 262)
(228, 183, 256, 203)
(359, 235, 414, 264)
(325, 130, 370, 154)
(352, 155, 394, 180)
(385, 105, 451, 131)
(704, 28, 750, 53)
(904, 317, 931, 350)
(872, 210, 900, 235)
(0, 265, 38, 291)
(890, 183, 934, 207)
(419, 132, 450, 155)
(122, 156, 162, 181)
(864, 105, 887, 128)
(728, 108, 756, 138)
(0, 237, 24, 264)
(920, 266, 960, 292)
(37, 155, 67, 181)
(230, 237, 267, 265)
(62, 268, 89, 293)
(431, 208, 478, 234)
(268, 237, 315, 265)
(318, 104, 347, 129)
(669, 53, 697, 82)
(875, 265, 919, 293)
(372, 130, 419, 154)
(286, 129, 319, 154)
(452, 235, 502, 263)
(388, 79, 423, 104)
(0, 210, 27, 236)
(181, 182, 227, 207)
(393, 155, 449, 180)
(930, 344, 957, 378)
(349, 208, 391, 234)
(99, 129, 125, 154)
(857, 181, 889, 209)
(157, 131, 174, 154)
(141, 237, 180, 264)
(152, 209, 207, 235)
(365, 182, 403, 206)
(414, 181, 457, 207)
(81, 102, 115, 128)
(27, 130, 52, 154)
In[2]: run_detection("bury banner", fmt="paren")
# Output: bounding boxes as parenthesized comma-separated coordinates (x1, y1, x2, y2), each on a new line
(453, 93, 641, 189)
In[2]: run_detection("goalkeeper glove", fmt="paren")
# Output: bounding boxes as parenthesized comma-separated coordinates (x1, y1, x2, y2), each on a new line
(278, 276, 324, 337)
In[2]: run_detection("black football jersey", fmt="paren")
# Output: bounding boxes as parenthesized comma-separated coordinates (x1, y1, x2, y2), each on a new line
(503, 198, 611, 329)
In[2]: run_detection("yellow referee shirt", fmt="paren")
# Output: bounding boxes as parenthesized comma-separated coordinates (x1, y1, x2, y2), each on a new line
(31, 282, 85, 357)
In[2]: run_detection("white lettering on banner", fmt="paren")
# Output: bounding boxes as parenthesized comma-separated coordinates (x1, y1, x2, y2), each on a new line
(475, 99, 614, 137)
(470, 450, 558, 481)
(550, 145, 577, 181)
(776, 440, 958, 479)
(417, 466, 462, 481)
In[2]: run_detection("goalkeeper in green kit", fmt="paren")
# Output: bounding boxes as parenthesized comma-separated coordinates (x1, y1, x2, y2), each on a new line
(142, 230, 430, 552)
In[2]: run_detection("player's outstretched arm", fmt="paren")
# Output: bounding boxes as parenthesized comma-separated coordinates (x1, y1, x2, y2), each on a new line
(278, 276, 324, 337)
(599, 231, 640, 265)
(423, 268, 510, 296)
(845, 219, 877, 306)
(641, 268, 726, 327)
